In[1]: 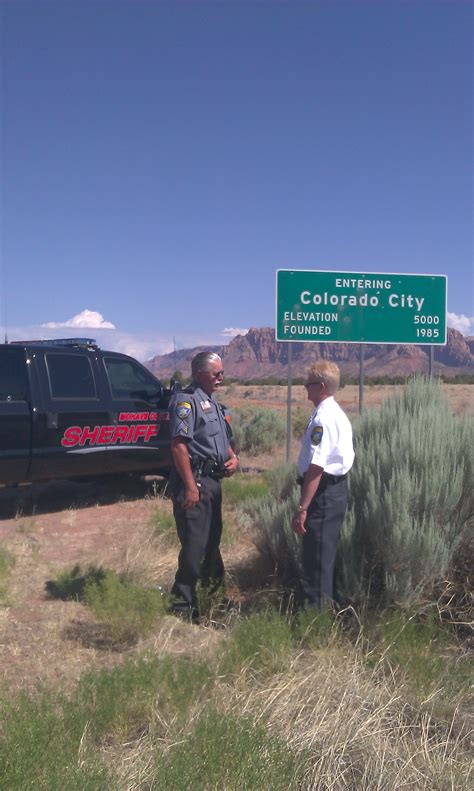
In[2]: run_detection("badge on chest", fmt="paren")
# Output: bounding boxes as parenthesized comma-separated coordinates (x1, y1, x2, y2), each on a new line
(200, 400, 212, 412)
(311, 425, 323, 445)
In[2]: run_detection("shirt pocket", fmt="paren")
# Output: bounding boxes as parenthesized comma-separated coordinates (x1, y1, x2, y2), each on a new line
(202, 413, 220, 437)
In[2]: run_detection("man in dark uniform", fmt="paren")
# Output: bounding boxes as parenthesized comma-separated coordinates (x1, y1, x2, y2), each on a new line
(291, 361, 354, 609)
(169, 351, 238, 619)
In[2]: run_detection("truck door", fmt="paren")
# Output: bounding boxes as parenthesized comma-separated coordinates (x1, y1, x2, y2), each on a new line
(102, 354, 172, 475)
(0, 347, 32, 484)
(34, 349, 111, 481)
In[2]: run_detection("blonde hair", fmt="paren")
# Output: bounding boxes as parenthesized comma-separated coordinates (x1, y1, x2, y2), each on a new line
(306, 361, 340, 395)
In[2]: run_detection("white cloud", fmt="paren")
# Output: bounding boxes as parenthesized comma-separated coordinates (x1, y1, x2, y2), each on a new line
(42, 309, 116, 330)
(220, 327, 248, 338)
(447, 312, 474, 335)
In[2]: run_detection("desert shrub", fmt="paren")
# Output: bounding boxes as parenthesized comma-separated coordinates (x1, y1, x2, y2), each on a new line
(292, 406, 311, 438)
(218, 610, 294, 676)
(45, 563, 106, 600)
(84, 570, 166, 643)
(337, 376, 474, 607)
(237, 463, 301, 587)
(232, 405, 286, 455)
(154, 707, 303, 790)
(264, 461, 298, 500)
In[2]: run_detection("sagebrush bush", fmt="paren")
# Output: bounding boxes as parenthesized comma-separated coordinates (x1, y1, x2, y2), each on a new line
(337, 376, 474, 606)
(292, 406, 311, 438)
(237, 463, 301, 586)
(241, 379, 473, 610)
(232, 405, 286, 455)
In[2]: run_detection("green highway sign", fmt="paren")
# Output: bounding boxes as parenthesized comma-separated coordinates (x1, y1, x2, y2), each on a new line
(276, 270, 447, 345)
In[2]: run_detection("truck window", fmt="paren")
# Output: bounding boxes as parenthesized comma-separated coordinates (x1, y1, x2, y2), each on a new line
(46, 353, 97, 399)
(0, 350, 29, 401)
(104, 357, 162, 401)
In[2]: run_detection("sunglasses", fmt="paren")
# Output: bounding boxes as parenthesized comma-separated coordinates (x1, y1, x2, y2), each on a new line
(305, 380, 322, 388)
(210, 370, 225, 378)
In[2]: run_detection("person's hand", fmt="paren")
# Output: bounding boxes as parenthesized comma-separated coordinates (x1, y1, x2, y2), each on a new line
(224, 454, 239, 477)
(291, 510, 307, 535)
(183, 482, 201, 509)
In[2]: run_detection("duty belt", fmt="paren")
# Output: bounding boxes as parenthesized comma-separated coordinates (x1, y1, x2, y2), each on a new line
(297, 472, 347, 486)
(192, 457, 227, 479)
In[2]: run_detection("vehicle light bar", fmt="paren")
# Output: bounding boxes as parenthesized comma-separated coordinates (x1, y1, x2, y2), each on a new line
(9, 338, 98, 348)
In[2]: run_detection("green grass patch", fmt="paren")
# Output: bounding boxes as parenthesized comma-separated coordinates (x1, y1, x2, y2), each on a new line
(0, 546, 15, 604)
(218, 610, 293, 676)
(84, 570, 166, 644)
(294, 607, 340, 649)
(369, 609, 472, 711)
(72, 655, 212, 742)
(0, 691, 112, 791)
(221, 473, 271, 505)
(0, 655, 213, 790)
(150, 504, 178, 544)
(154, 707, 304, 790)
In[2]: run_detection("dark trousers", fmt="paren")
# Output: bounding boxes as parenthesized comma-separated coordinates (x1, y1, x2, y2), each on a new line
(302, 477, 348, 608)
(171, 475, 224, 613)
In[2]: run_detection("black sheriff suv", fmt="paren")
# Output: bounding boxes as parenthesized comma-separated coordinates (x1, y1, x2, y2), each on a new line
(0, 338, 175, 486)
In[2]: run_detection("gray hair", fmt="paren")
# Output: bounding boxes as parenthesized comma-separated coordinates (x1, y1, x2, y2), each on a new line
(191, 351, 222, 377)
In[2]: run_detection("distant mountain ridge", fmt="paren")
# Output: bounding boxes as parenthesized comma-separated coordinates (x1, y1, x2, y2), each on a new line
(146, 327, 474, 380)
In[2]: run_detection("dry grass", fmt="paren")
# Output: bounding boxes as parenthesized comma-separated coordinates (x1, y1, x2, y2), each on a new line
(105, 641, 472, 791)
(235, 650, 472, 790)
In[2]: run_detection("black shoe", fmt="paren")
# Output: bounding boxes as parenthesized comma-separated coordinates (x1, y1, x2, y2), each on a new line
(168, 604, 200, 623)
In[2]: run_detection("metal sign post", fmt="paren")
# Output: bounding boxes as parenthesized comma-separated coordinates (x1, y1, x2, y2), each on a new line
(286, 343, 292, 462)
(359, 344, 365, 414)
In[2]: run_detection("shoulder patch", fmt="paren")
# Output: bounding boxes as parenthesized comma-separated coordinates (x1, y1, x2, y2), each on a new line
(311, 425, 323, 445)
(176, 401, 192, 420)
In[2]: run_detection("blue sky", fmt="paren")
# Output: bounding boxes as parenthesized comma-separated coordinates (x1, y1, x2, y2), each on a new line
(1, 0, 472, 359)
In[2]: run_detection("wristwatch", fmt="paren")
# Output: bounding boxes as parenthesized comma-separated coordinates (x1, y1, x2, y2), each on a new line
(296, 505, 307, 513)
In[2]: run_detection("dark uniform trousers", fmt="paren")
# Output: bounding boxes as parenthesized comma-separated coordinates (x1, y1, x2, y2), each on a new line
(171, 474, 224, 613)
(302, 475, 348, 608)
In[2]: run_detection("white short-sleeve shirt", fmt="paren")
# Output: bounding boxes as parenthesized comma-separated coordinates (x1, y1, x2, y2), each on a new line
(297, 396, 355, 476)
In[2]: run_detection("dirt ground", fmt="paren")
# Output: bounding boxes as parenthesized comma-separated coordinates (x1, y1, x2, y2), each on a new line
(0, 385, 471, 695)
(219, 382, 474, 417)
(0, 475, 258, 695)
